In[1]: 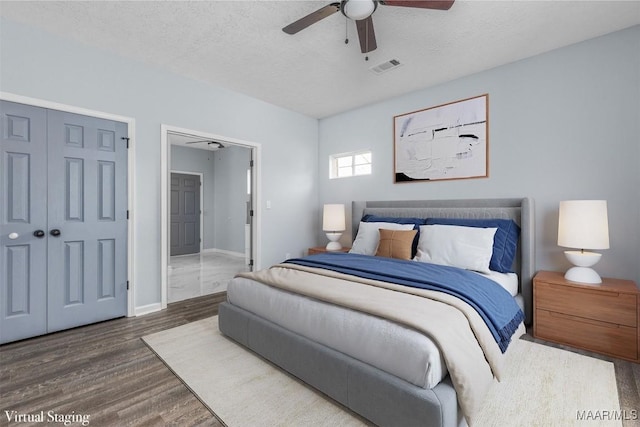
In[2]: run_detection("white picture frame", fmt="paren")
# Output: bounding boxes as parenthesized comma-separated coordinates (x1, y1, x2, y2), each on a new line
(394, 94, 489, 183)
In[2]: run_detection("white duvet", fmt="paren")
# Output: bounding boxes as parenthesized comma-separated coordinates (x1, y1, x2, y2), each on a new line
(228, 276, 448, 389)
(229, 262, 527, 425)
(227, 270, 521, 391)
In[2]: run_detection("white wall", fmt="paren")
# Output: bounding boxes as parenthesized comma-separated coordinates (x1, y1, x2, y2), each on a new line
(0, 18, 319, 310)
(318, 26, 640, 284)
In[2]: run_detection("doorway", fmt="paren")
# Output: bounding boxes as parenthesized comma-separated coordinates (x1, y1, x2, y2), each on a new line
(160, 125, 261, 308)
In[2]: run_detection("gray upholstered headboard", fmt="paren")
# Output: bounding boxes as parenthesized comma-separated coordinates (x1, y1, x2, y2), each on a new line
(351, 198, 535, 325)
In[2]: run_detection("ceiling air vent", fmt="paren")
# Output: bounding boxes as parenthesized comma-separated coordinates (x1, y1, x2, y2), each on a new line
(370, 59, 402, 75)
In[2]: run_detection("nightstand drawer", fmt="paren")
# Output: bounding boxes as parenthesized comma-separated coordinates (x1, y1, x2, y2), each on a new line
(536, 308, 638, 360)
(536, 281, 637, 327)
(308, 246, 351, 255)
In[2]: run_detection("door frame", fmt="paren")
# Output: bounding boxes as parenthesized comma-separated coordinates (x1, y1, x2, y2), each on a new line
(160, 124, 262, 310)
(0, 91, 137, 317)
(169, 170, 204, 254)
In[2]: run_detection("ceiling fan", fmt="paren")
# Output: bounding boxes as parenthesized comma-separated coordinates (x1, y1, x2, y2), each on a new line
(184, 140, 225, 149)
(282, 0, 455, 55)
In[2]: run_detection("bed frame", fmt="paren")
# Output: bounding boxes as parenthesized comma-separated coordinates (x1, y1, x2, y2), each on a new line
(219, 198, 534, 427)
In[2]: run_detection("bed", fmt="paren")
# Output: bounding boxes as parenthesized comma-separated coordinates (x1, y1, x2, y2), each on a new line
(219, 198, 535, 427)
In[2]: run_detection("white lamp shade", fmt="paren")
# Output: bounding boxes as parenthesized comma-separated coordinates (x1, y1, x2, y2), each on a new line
(343, 0, 376, 20)
(323, 204, 346, 232)
(558, 200, 609, 250)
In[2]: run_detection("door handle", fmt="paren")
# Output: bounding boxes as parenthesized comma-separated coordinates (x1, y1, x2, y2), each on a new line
(50, 229, 61, 237)
(8, 232, 19, 240)
(33, 230, 46, 238)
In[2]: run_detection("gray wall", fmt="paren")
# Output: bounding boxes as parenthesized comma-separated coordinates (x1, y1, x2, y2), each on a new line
(0, 18, 319, 309)
(318, 25, 640, 285)
(213, 144, 252, 254)
(2, 15, 638, 313)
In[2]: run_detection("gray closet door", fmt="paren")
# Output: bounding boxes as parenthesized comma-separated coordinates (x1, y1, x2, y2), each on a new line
(0, 101, 48, 343)
(0, 101, 128, 343)
(170, 173, 200, 256)
(46, 110, 128, 333)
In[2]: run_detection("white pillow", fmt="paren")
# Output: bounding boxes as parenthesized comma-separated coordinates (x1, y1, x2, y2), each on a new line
(414, 224, 498, 273)
(349, 222, 415, 256)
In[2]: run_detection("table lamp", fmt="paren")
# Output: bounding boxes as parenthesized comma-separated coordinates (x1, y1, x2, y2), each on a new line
(323, 204, 346, 251)
(557, 200, 609, 284)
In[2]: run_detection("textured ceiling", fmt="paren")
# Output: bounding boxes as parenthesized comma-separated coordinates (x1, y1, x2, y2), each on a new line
(1, 1, 639, 118)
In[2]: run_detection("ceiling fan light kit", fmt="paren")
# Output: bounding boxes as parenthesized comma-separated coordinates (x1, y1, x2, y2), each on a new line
(342, 0, 377, 20)
(282, 0, 454, 55)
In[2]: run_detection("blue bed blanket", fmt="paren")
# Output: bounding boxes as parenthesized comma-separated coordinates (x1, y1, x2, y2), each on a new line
(284, 252, 524, 353)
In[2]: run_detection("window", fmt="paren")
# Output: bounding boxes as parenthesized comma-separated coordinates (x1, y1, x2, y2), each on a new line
(330, 150, 372, 179)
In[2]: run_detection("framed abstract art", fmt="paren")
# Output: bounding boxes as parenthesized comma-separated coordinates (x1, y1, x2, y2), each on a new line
(394, 94, 488, 183)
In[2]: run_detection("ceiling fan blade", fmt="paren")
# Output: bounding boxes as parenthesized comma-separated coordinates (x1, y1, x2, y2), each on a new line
(380, 0, 454, 10)
(184, 140, 224, 149)
(356, 16, 377, 54)
(283, 3, 340, 35)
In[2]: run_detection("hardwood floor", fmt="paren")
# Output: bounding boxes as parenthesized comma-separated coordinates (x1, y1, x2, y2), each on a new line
(2, 295, 639, 426)
(1, 293, 225, 427)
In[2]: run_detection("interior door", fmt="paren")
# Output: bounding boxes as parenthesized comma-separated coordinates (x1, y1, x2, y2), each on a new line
(0, 101, 128, 343)
(0, 101, 48, 343)
(46, 110, 128, 332)
(170, 173, 201, 256)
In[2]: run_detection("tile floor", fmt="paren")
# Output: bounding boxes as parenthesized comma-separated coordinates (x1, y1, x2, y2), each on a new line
(168, 251, 249, 303)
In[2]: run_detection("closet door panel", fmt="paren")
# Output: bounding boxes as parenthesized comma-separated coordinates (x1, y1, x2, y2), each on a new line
(46, 110, 128, 333)
(0, 101, 48, 344)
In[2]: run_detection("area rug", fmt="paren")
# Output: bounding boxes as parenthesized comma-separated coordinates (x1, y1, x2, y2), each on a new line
(142, 317, 621, 427)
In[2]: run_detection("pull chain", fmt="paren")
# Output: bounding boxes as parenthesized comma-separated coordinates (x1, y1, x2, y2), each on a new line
(364, 20, 369, 61)
(344, 18, 349, 45)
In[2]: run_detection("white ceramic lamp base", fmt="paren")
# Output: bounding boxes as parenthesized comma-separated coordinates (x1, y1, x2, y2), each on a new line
(325, 232, 343, 251)
(563, 250, 602, 284)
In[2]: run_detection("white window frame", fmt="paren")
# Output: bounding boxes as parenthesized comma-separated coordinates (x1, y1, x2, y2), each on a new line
(329, 150, 372, 179)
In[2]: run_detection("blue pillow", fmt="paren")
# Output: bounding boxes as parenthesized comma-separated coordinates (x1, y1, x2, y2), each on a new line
(425, 218, 520, 273)
(361, 215, 427, 256)
(361, 215, 427, 229)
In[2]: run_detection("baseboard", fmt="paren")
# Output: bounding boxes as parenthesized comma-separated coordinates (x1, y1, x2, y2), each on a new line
(202, 248, 246, 258)
(135, 303, 162, 316)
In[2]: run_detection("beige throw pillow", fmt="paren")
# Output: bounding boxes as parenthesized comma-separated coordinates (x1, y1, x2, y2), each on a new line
(375, 229, 417, 260)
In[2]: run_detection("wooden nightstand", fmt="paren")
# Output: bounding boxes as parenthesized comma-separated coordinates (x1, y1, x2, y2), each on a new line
(308, 246, 351, 255)
(533, 270, 639, 362)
